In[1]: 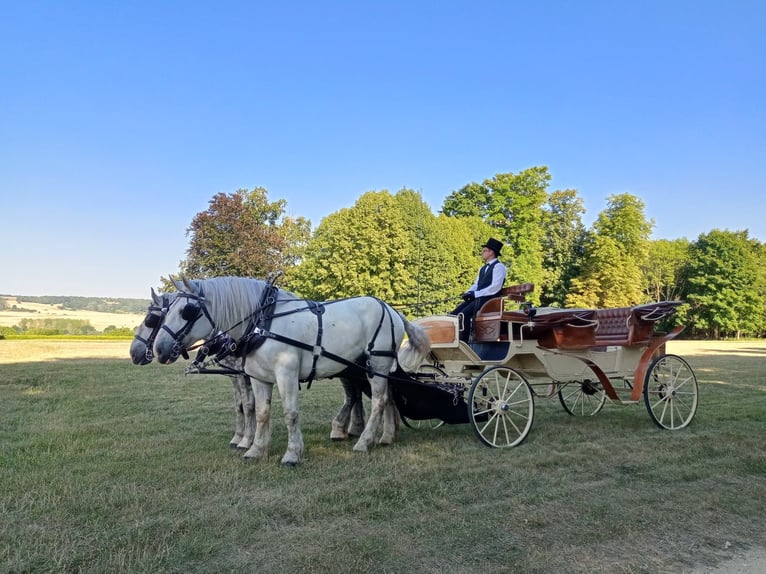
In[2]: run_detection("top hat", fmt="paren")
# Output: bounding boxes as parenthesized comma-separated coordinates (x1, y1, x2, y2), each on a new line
(482, 237, 503, 256)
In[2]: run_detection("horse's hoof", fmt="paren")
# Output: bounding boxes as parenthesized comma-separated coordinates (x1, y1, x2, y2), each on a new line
(229, 442, 239, 449)
(281, 460, 299, 467)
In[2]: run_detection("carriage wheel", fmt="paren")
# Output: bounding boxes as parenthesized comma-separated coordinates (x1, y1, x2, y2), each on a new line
(558, 380, 607, 416)
(643, 354, 698, 430)
(468, 366, 534, 448)
(401, 364, 446, 430)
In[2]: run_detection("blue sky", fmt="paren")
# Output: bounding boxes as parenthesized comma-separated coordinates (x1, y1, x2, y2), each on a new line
(2, 1, 764, 298)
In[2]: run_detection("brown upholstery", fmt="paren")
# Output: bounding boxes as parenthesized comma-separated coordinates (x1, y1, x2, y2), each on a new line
(474, 290, 680, 349)
(594, 307, 633, 346)
(501, 283, 535, 302)
(593, 302, 681, 347)
(473, 283, 535, 341)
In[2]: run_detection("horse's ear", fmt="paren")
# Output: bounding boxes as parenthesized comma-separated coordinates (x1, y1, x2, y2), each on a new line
(170, 275, 185, 292)
(181, 275, 196, 294)
(151, 287, 161, 304)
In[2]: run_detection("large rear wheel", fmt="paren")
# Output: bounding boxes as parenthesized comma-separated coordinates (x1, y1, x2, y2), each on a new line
(468, 366, 534, 448)
(643, 354, 698, 430)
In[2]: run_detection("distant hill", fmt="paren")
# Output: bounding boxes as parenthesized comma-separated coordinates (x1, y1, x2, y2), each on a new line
(0, 295, 150, 315)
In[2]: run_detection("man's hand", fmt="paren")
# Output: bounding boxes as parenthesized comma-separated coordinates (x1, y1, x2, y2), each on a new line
(461, 291, 475, 302)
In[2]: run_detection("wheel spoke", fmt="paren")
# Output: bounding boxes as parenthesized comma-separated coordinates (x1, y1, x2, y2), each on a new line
(558, 381, 606, 417)
(469, 367, 535, 448)
(644, 354, 698, 430)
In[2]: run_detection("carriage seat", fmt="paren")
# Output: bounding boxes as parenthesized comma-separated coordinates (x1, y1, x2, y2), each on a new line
(593, 307, 635, 347)
(592, 302, 680, 347)
(473, 283, 534, 342)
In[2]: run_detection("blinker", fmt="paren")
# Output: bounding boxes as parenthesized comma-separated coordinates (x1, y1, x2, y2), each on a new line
(181, 302, 200, 321)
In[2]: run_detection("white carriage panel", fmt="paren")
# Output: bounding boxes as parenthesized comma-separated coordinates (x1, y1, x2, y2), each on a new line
(587, 345, 646, 378)
(533, 349, 595, 381)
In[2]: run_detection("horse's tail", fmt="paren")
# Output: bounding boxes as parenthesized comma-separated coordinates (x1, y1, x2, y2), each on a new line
(397, 316, 431, 373)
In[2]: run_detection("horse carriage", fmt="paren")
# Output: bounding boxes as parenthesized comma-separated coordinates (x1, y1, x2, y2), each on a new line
(387, 283, 698, 448)
(135, 276, 697, 464)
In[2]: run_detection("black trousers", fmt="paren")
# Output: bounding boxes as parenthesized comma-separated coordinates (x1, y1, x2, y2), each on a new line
(451, 296, 493, 342)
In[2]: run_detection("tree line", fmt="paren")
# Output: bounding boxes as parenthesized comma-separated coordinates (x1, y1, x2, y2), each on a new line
(169, 166, 766, 339)
(5, 296, 150, 315)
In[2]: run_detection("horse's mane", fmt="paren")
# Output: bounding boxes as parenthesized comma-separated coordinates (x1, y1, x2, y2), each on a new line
(193, 276, 299, 334)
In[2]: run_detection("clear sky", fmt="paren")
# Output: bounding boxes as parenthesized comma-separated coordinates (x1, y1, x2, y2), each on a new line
(2, 1, 764, 299)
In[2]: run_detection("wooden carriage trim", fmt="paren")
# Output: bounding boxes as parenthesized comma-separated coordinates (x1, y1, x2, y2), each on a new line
(629, 325, 685, 402)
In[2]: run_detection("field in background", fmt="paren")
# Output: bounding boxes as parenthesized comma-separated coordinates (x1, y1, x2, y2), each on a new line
(1, 338, 763, 364)
(1, 338, 765, 573)
(0, 296, 145, 331)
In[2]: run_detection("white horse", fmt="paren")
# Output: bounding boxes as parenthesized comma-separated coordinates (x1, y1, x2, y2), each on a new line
(130, 289, 257, 449)
(131, 284, 380, 449)
(153, 276, 431, 465)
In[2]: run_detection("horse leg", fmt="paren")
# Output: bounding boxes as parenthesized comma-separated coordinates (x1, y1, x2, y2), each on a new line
(236, 376, 255, 449)
(349, 381, 366, 437)
(331, 378, 366, 440)
(229, 376, 245, 449)
(275, 375, 304, 466)
(243, 380, 272, 462)
(378, 396, 399, 445)
(330, 378, 354, 441)
(353, 370, 389, 453)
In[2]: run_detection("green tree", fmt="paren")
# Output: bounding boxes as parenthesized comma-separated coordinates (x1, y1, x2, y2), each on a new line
(289, 190, 491, 316)
(540, 189, 587, 306)
(442, 166, 550, 296)
(682, 230, 763, 338)
(644, 238, 691, 302)
(288, 191, 413, 301)
(567, 193, 652, 307)
(179, 187, 311, 281)
(566, 235, 643, 308)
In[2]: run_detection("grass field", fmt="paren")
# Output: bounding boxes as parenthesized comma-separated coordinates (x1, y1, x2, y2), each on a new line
(1, 339, 765, 573)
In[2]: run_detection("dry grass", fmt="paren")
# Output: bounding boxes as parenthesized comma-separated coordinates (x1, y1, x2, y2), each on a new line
(0, 339, 130, 364)
(1, 338, 765, 573)
(0, 296, 144, 331)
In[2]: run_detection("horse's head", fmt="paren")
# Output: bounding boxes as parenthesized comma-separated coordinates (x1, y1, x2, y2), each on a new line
(153, 277, 217, 364)
(130, 288, 177, 365)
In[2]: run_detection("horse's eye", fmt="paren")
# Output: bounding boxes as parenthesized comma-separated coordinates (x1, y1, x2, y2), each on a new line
(144, 314, 161, 328)
(181, 303, 200, 321)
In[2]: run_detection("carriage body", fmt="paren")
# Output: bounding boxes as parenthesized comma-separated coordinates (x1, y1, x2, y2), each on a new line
(394, 285, 698, 448)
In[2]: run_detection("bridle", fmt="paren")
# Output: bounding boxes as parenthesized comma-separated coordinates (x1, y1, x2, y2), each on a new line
(159, 289, 216, 360)
(134, 293, 174, 364)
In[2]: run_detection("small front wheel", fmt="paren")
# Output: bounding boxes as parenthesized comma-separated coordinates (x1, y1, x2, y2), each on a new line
(468, 367, 534, 448)
(558, 380, 607, 416)
(401, 364, 447, 430)
(643, 354, 698, 430)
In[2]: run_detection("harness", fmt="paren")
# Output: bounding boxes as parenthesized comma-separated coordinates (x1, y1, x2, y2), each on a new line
(134, 293, 174, 363)
(253, 297, 397, 387)
(173, 282, 401, 388)
(159, 287, 217, 361)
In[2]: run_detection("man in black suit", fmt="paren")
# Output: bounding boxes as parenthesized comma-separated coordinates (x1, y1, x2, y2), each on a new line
(451, 238, 507, 342)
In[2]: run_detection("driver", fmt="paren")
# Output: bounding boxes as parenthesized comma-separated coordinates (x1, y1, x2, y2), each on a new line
(451, 238, 506, 342)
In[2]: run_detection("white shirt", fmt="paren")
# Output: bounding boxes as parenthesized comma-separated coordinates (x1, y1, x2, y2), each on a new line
(468, 258, 507, 298)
